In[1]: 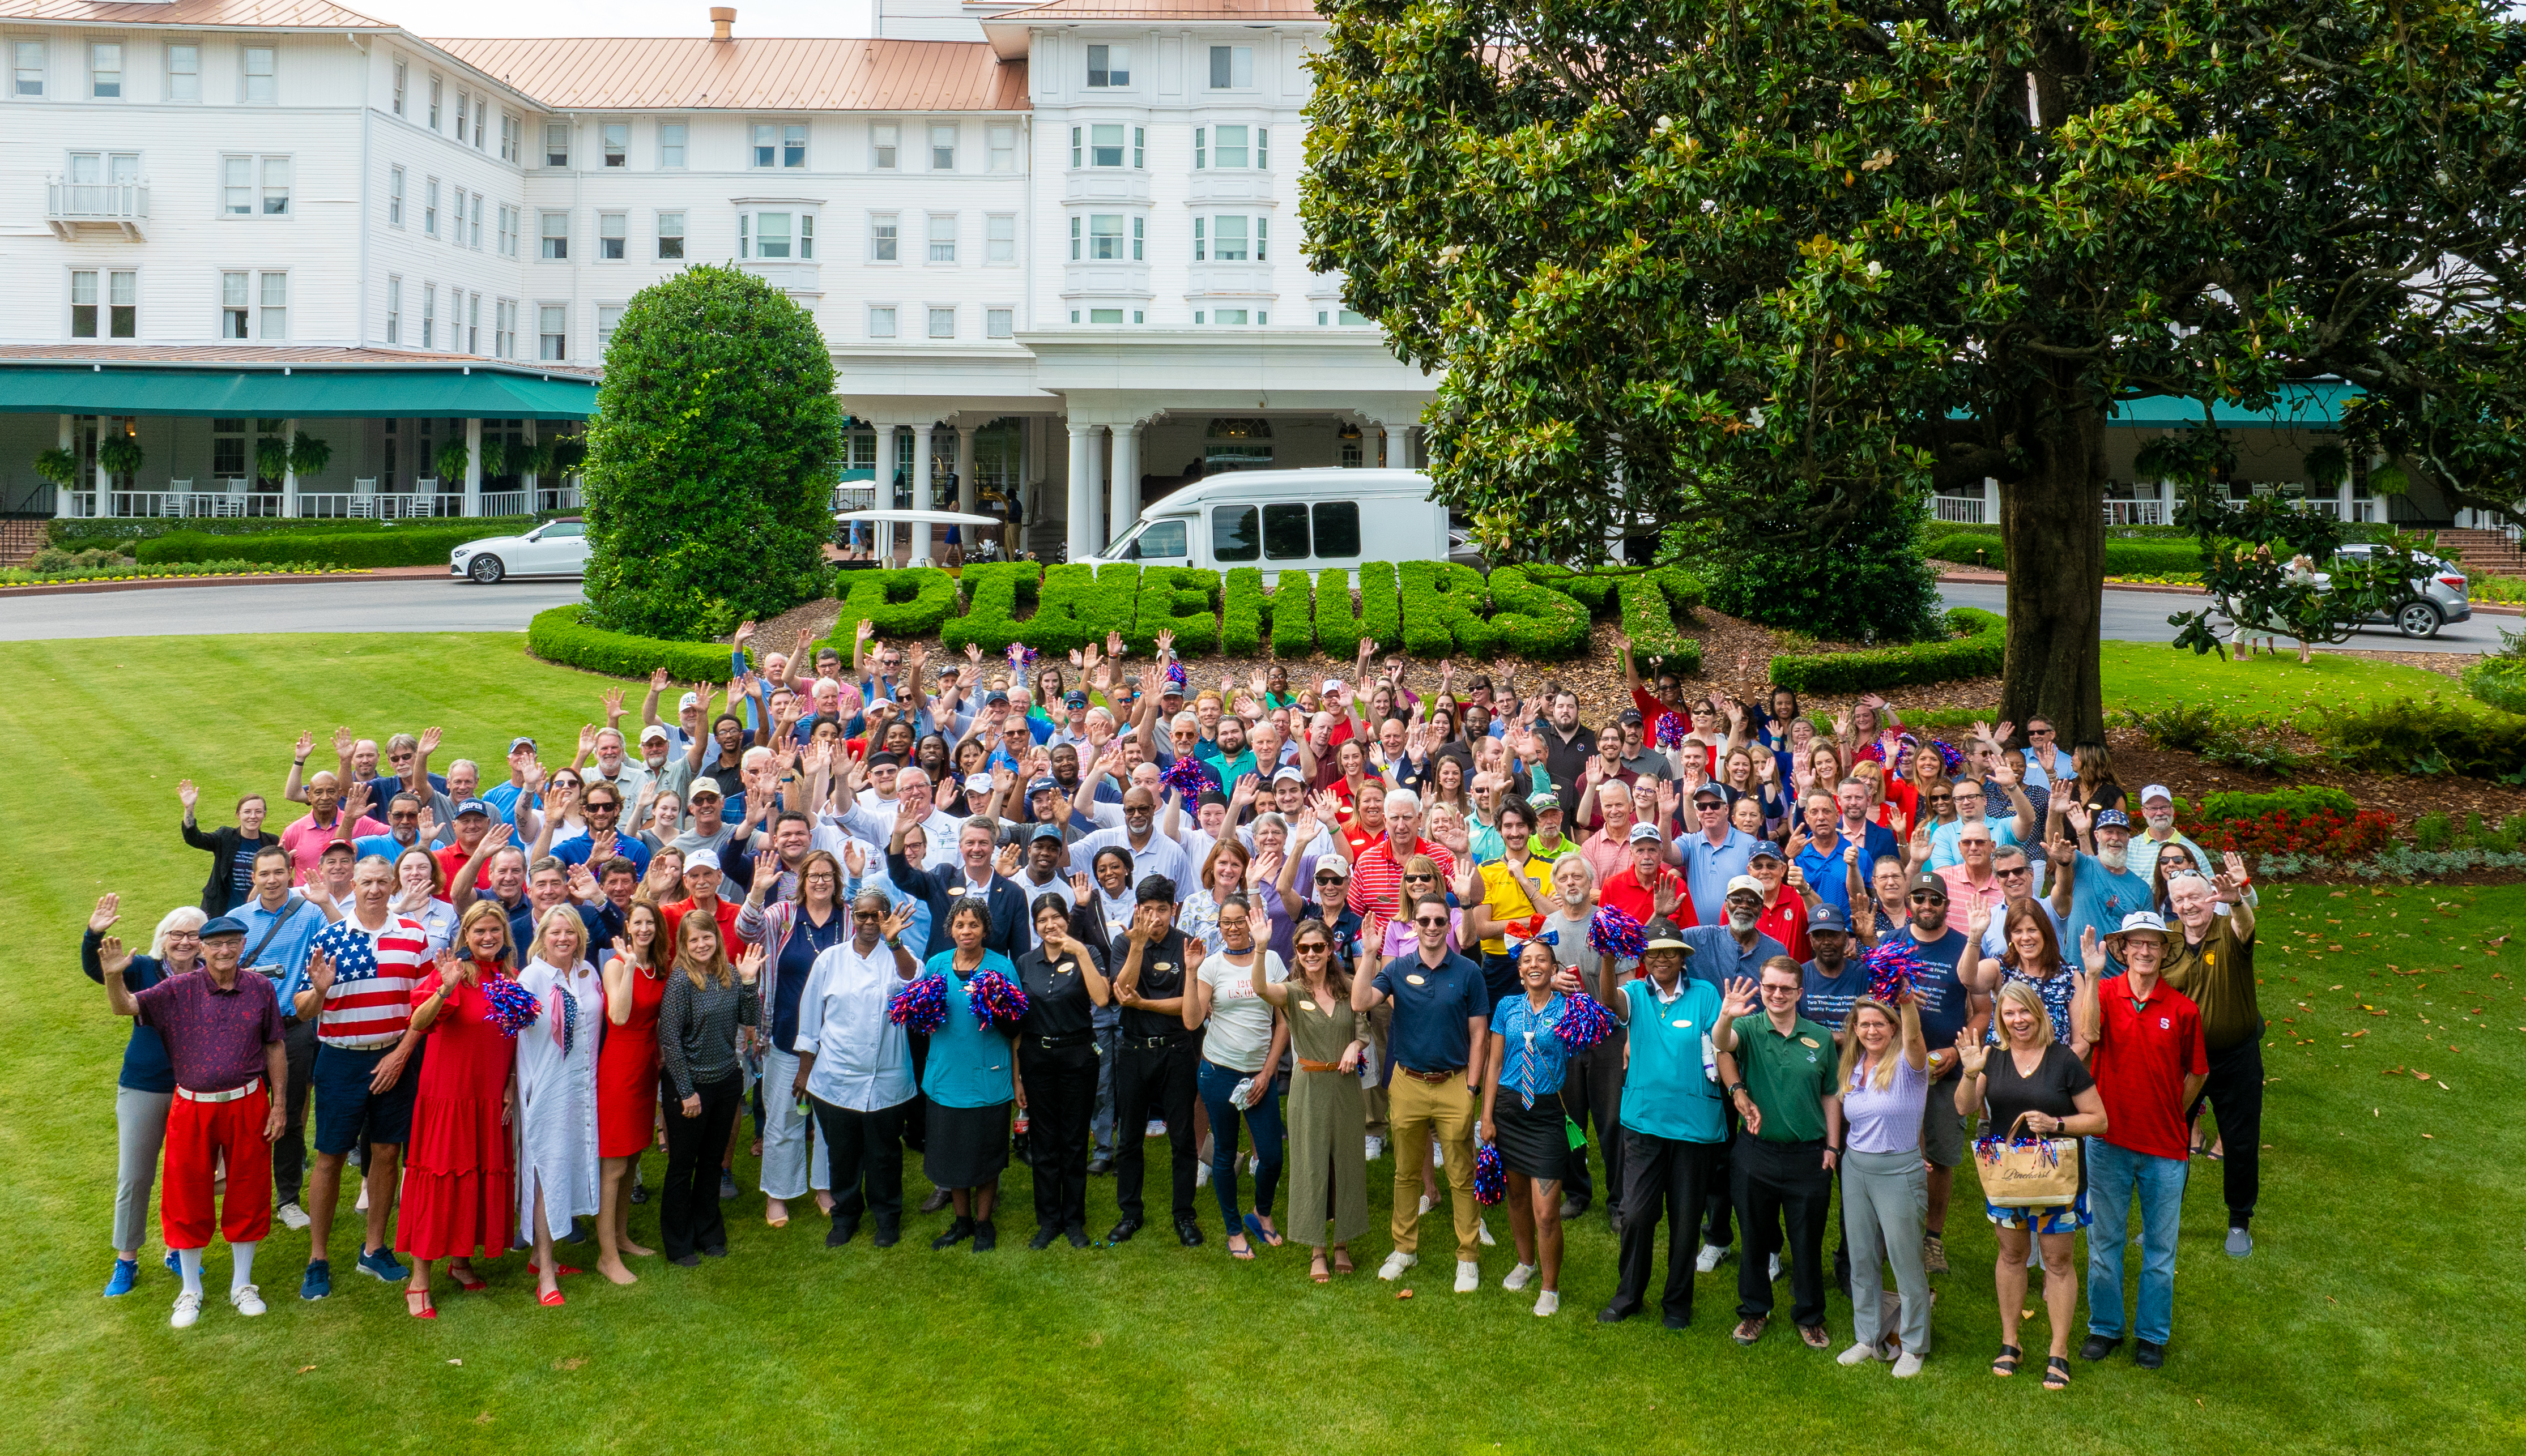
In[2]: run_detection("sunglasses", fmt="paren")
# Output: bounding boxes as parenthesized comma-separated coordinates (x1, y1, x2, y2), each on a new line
(1414, 917, 1451, 928)
(1907, 891, 1945, 904)
(1402, 873, 1436, 882)
(1997, 866, 2033, 878)
(1759, 983, 1800, 996)
(2028, 727, 2055, 737)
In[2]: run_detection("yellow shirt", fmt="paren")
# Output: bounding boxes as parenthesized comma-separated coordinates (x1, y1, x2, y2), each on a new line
(1477, 855, 1550, 957)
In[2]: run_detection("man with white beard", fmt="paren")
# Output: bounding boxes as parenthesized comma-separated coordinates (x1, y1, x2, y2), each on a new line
(2046, 805, 2157, 964)
(1675, 879, 1790, 993)
(2132, 784, 2208, 866)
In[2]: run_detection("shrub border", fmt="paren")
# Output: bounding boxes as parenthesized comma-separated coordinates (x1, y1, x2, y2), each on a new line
(1767, 607, 2006, 693)
(528, 603, 744, 680)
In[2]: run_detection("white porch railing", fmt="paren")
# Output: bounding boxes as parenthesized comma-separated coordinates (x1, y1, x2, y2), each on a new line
(94, 486, 284, 518)
(1931, 495, 1986, 525)
(2102, 499, 2166, 526)
(830, 483, 878, 513)
(478, 490, 530, 518)
(534, 484, 581, 512)
(46, 179, 150, 238)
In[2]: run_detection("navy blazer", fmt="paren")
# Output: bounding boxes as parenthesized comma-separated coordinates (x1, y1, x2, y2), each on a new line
(888, 849, 1028, 962)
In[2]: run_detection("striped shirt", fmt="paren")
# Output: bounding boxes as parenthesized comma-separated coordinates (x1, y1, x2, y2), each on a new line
(308, 912, 430, 1047)
(1344, 835, 1455, 945)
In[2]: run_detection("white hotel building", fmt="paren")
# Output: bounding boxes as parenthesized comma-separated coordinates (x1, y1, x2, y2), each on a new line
(0, 0, 1438, 556)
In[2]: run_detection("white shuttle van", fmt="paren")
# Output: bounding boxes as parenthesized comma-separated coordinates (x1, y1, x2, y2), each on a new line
(1083, 468, 1452, 577)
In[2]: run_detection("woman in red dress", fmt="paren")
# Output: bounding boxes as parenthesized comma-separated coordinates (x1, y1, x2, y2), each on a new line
(595, 898, 668, 1284)
(396, 900, 521, 1318)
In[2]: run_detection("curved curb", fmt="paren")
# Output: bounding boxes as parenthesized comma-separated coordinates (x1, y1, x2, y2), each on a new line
(0, 568, 440, 598)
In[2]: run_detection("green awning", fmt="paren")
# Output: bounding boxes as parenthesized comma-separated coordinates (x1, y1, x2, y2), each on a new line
(0, 365, 598, 420)
(2110, 381, 2353, 429)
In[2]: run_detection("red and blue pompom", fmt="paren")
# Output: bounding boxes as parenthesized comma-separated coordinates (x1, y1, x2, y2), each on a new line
(1019, 646, 1039, 669)
(1554, 992, 1616, 1051)
(1929, 739, 1964, 776)
(478, 974, 540, 1039)
(1862, 936, 1936, 1005)
(1655, 711, 1688, 749)
(1587, 906, 1647, 963)
(1162, 754, 1211, 800)
(1473, 1142, 1507, 1206)
(1164, 660, 1188, 690)
(887, 973, 949, 1034)
(966, 967, 1032, 1034)
(1975, 1129, 2064, 1162)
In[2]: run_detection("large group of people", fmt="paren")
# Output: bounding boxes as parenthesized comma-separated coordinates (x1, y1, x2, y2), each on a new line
(91, 624, 2264, 1382)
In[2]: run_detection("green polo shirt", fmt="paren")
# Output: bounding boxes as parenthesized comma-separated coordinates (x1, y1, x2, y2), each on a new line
(1731, 1013, 1836, 1144)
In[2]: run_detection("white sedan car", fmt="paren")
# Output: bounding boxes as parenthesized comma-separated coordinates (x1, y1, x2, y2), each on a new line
(450, 516, 587, 583)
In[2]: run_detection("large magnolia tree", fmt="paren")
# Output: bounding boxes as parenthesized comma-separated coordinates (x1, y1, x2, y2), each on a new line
(1303, 0, 2526, 738)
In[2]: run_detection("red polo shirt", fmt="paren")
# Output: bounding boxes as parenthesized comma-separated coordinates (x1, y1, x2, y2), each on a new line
(662, 895, 748, 955)
(2090, 975, 2208, 1162)
(1598, 861, 1694, 929)
(1757, 887, 1809, 963)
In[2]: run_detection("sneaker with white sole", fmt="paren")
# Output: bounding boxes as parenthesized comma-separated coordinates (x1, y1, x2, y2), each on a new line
(2225, 1227, 2253, 1258)
(275, 1201, 310, 1232)
(1417, 1193, 1437, 1216)
(1454, 1260, 1481, 1293)
(1477, 1219, 1495, 1248)
(1837, 1342, 1876, 1367)
(171, 1291, 202, 1329)
(1695, 1243, 1729, 1274)
(1534, 1291, 1560, 1317)
(1364, 1135, 1385, 1161)
(1921, 1233, 1949, 1275)
(1769, 1253, 1783, 1283)
(229, 1284, 267, 1317)
(1502, 1262, 1536, 1291)
(1378, 1251, 1419, 1281)
(1891, 1352, 1926, 1378)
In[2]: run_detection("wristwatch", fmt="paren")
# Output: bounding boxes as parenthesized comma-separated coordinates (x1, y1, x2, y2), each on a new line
(1727, 1081, 1748, 1097)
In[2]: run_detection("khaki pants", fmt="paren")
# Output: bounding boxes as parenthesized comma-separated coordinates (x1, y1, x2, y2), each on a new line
(1387, 1071, 1480, 1260)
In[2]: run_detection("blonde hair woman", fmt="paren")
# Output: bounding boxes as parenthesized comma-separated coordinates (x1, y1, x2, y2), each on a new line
(1833, 990, 1932, 1376)
(515, 906, 602, 1305)
(86, 895, 207, 1294)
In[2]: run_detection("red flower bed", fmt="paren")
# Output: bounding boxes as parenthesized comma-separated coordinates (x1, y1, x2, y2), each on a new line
(2174, 808, 2401, 861)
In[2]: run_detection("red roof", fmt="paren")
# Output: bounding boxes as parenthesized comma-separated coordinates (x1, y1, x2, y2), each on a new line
(428, 36, 1028, 112)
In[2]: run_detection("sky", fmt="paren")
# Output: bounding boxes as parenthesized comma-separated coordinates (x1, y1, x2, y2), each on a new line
(411, 0, 881, 38)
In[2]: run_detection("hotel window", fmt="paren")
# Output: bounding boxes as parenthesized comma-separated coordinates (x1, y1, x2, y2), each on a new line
(868, 305, 897, 338)
(224, 155, 289, 216)
(986, 307, 1013, 339)
(421, 283, 435, 347)
(388, 166, 404, 227)
(740, 211, 811, 260)
(753, 121, 806, 168)
(871, 122, 898, 170)
(385, 275, 401, 343)
(928, 307, 955, 339)
(11, 39, 41, 96)
(1088, 308, 1124, 324)
(598, 303, 625, 345)
(240, 45, 274, 104)
(1088, 215, 1125, 261)
(428, 74, 441, 127)
(540, 210, 567, 259)
(870, 212, 898, 262)
(539, 304, 566, 360)
(544, 122, 568, 166)
(497, 204, 517, 256)
(390, 58, 404, 115)
(602, 122, 628, 167)
(70, 270, 136, 338)
(258, 272, 287, 338)
(986, 213, 1015, 264)
(599, 211, 626, 259)
(658, 121, 685, 169)
(213, 419, 247, 477)
(453, 91, 467, 142)
(500, 112, 521, 162)
(495, 298, 516, 358)
(1198, 125, 1265, 170)
(225, 275, 259, 338)
(930, 123, 956, 170)
(470, 193, 483, 249)
(927, 214, 955, 263)
(423, 176, 438, 236)
(657, 211, 685, 259)
(473, 99, 486, 149)
(986, 123, 1016, 173)
(168, 44, 199, 101)
(1206, 216, 1250, 261)
(1086, 44, 1128, 87)
(90, 43, 120, 99)
(1208, 44, 1253, 89)
(467, 292, 480, 353)
(1319, 308, 1369, 326)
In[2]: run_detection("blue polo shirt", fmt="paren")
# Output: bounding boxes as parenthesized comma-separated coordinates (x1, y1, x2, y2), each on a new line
(480, 779, 536, 827)
(1793, 834, 1862, 917)
(552, 832, 653, 877)
(351, 830, 429, 863)
(1617, 976, 1726, 1143)
(1679, 827, 1761, 925)
(1674, 924, 1788, 993)
(922, 953, 1019, 1108)
(2063, 852, 2156, 961)
(1371, 949, 1489, 1073)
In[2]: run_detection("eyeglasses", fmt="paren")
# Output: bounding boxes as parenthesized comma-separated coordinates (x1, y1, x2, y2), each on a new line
(1758, 983, 1800, 997)
(1414, 917, 1451, 929)
(1996, 866, 2033, 879)
(1907, 892, 1945, 904)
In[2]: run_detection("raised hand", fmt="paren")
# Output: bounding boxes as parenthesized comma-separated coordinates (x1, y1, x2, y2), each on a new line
(97, 934, 133, 978)
(2046, 831, 2077, 868)
(732, 619, 757, 648)
(342, 778, 374, 819)
(177, 779, 200, 814)
(307, 946, 336, 998)
(963, 641, 984, 668)
(295, 729, 316, 762)
(881, 898, 916, 942)
(89, 893, 121, 934)
(2078, 924, 2108, 976)
(435, 947, 465, 989)
(843, 840, 869, 878)
(1071, 871, 1093, 907)
(416, 805, 440, 846)
(2064, 802, 2093, 837)
(1651, 874, 1681, 923)
(994, 841, 1022, 879)
(1953, 1026, 1988, 1076)
(650, 665, 672, 693)
(907, 641, 931, 672)
(568, 863, 600, 902)
(1720, 976, 1758, 1022)
(1106, 630, 1126, 660)
(735, 946, 765, 986)
(333, 725, 357, 758)
(577, 723, 599, 757)
(1155, 627, 1176, 659)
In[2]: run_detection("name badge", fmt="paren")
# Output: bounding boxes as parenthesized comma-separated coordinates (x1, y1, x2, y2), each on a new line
(1671, 1018, 1692, 1029)
(1798, 1035, 1820, 1048)
(1405, 973, 1426, 986)
(1154, 962, 1173, 973)
(1304, 1000, 1324, 1015)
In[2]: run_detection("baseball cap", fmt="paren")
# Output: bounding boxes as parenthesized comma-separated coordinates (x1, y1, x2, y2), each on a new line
(1906, 869, 1949, 901)
(1064, 689, 1089, 709)
(1724, 874, 1765, 899)
(508, 736, 536, 753)
(985, 689, 1010, 706)
(2093, 808, 2132, 830)
(1618, 708, 1645, 725)
(1029, 822, 1065, 843)
(687, 780, 725, 801)
(1692, 784, 1725, 804)
(2141, 784, 2173, 805)
(1807, 902, 1849, 933)
(1748, 840, 1783, 863)
(937, 664, 961, 680)
(638, 724, 670, 744)
(1161, 680, 1185, 697)
(679, 691, 701, 710)
(965, 772, 994, 794)
(685, 849, 721, 873)
(1530, 791, 1561, 812)
(198, 916, 249, 940)
(454, 797, 491, 818)
(1315, 863, 1349, 881)
(1626, 823, 1663, 843)
(1321, 678, 1345, 694)
(1271, 765, 1305, 785)
(1029, 775, 1062, 797)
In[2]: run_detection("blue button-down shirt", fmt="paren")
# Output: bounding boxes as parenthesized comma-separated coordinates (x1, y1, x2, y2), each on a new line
(1489, 991, 1577, 1106)
(1673, 924, 1788, 993)
(235, 892, 326, 1015)
(1679, 827, 1761, 925)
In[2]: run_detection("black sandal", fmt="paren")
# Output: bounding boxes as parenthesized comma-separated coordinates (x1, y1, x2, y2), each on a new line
(1992, 1343, 2022, 1377)
(2043, 1356, 2072, 1390)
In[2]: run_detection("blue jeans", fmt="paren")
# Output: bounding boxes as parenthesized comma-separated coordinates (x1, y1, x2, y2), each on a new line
(1091, 1024, 1118, 1159)
(1196, 1058, 1284, 1229)
(2084, 1137, 2188, 1345)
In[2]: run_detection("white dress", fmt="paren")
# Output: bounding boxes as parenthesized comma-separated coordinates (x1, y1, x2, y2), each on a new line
(514, 956, 603, 1231)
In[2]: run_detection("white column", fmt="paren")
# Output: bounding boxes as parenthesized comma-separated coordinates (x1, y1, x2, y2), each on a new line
(1982, 475, 2000, 526)
(463, 418, 484, 516)
(56, 414, 74, 516)
(280, 417, 300, 518)
(1403, 425, 1424, 469)
(955, 423, 978, 515)
(1368, 425, 1387, 471)
(94, 421, 112, 511)
(523, 418, 539, 510)
(1066, 421, 1097, 561)
(1109, 422, 1140, 549)
(911, 424, 938, 565)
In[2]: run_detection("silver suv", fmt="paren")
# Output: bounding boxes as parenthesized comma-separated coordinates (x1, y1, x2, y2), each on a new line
(2325, 544, 2471, 639)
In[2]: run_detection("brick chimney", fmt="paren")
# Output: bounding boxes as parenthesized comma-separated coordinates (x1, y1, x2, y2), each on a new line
(710, 7, 735, 40)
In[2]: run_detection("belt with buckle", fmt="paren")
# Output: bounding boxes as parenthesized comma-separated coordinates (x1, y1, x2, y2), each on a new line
(1398, 1065, 1463, 1083)
(1031, 1032, 1093, 1050)
(177, 1077, 263, 1104)
(1122, 1033, 1186, 1051)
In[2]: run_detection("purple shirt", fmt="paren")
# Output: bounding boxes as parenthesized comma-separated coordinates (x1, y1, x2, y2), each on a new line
(1840, 1049, 1928, 1155)
(133, 970, 286, 1094)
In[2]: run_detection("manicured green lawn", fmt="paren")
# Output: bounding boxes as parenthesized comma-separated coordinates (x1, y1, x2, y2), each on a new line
(2095, 640, 2497, 721)
(5, 635, 2521, 1454)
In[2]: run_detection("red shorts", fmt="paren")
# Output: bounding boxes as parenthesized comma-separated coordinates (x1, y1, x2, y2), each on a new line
(162, 1083, 274, 1250)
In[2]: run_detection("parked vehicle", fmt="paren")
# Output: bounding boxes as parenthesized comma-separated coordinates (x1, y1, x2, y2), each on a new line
(1085, 468, 1478, 577)
(2321, 544, 2471, 638)
(449, 516, 587, 583)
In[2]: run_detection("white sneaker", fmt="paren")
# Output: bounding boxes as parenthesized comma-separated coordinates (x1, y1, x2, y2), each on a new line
(1364, 1135, 1385, 1161)
(275, 1201, 310, 1231)
(1533, 1291, 1560, 1317)
(1246, 1155, 1259, 1177)
(1502, 1262, 1536, 1291)
(355, 1180, 370, 1214)
(1196, 1162, 1212, 1188)
(1769, 1253, 1783, 1283)
(1378, 1251, 1419, 1281)
(1454, 1259, 1481, 1293)
(1695, 1243, 1729, 1274)
(1417, 1193, 1437, 1216)
(1477, 1218, 1496, 1248)
(1431, 1141, 1445, 1169)
(1837, 1342, 1876, 1367)
(1145, 1120, 1168, 1138)
(171, 1291, 202, 1329)
(229, 1284, 266, 1317)
(1892, 1352, 1926, 1379)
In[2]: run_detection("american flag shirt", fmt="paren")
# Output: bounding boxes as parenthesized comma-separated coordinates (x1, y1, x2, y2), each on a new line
(309, 912, 430, 1048)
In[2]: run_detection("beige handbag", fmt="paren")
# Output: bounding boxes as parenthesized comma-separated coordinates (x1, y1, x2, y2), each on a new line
(1973, 1112, 2082, 1207)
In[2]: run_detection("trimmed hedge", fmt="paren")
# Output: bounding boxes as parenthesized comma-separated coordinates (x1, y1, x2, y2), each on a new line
(138, 524, 506, 567)
(1221, 568, 1315, 656)
(1485, 565, 1592, 656)
(1269, 570, 1318, 656)
(1616, 567, 1706, 675)
(1768, 607, 2007, 692)
(1399, 560, 1492, 656)
(529, 603, 749, 680)
(1315, 562, 1402, 656)
(1027, 562, 1140, 654)
(1134, 567, 1222, 654)
(833, 566, 959, 638)
(52, 514, 543, 546)
(940, 562, 1041, 654)
(2196, 785, 2360, 822)
(1924, 534, 2208, 577)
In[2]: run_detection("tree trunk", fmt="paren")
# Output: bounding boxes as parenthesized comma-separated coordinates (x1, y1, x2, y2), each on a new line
(1997, 396, 2107, 743)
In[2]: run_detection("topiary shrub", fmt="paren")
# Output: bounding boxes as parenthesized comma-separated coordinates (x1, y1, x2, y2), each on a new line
(1270, 570, 1318, 656)
(528, 603, 747, 680)
(1133, 567, 1221, 654)
(941, 562, 1042, 654)
(1768, 607, 2007, 693)
(138, 525, 504, 567)
(830, 567, 959, 639)
(1399, 560, 1493, 655)
(582, 264, 842, 640)
(1221, 569, 1317, 656)
(1485, 565, 1591, 657)
(1315, 563, 1402, 657)
(1028, 562, 1140, 654)
(1615, 567, 1705, 674)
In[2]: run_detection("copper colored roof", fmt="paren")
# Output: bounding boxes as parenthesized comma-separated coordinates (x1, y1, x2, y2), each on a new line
(0, 0, 391, 26)
(0, 344, 600, 377)
(427, 36, 1027, 112)
(989, 0, 1322, 18)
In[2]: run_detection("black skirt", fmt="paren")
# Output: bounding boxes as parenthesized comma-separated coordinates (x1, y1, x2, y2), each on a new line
(1493, 1083, 1571, 1181)
(924, 1100, 1012, 1189)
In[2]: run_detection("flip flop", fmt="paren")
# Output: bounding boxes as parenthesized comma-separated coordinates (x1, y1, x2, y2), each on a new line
(1228, 1235, 1254, 1261)
(1243, 1214, 1284, 1248)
